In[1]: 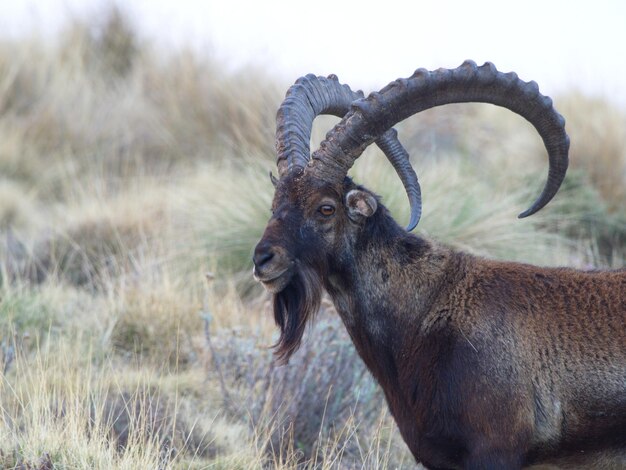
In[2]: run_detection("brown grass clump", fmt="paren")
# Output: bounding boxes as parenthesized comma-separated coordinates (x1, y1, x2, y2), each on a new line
(109, 280, 202, 367)
(558, 92, 626, 211)
(97, 387, 216, 459)
(0, 178, 174, 287)
(0, 180, 38, 231)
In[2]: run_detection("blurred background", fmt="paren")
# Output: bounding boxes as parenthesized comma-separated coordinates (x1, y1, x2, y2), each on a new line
(3, 0, 626, 106)
(0, 2, 624, 468)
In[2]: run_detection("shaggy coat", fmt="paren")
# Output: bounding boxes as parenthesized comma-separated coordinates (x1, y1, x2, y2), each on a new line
(255, 62, 624, 469)
(255, 176, 626, 469)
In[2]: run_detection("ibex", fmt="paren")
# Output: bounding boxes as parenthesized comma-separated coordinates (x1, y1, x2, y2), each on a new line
(252, 61, 626, 469)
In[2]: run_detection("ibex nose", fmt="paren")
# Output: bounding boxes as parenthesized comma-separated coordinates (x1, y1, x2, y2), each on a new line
(253, 242, 275, 269)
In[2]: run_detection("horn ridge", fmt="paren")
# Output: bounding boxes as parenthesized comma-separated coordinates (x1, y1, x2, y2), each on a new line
(310, 61, 570, 220)
(275, 74, 422, 228)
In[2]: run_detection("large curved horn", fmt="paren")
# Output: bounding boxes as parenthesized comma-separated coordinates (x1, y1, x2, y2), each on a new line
(376, 128, 422, 230)
(275, 74, 422, 229)
(276, 74, 357, 176)
(309, 60, 570, 220)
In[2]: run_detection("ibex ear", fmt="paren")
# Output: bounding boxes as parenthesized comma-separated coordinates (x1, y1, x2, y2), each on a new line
(346, 190, 377, 221)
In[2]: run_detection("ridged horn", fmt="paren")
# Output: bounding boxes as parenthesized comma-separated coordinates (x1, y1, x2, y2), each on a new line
(275, 74, 421, 229)
(376, 128, 422, 230)
(309, 60, 570, 220)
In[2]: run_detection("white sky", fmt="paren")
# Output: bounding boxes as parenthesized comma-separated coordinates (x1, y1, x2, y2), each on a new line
(1, 0, 626, 106)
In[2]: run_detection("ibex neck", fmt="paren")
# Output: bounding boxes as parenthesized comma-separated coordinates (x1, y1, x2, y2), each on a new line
(324, 216, 460, 386)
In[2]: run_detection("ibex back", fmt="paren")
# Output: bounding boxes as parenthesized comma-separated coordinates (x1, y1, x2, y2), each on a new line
(253, 61, 626, 469)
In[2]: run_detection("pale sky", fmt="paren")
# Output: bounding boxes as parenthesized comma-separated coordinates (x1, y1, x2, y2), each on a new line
(1, 0, 626, 107)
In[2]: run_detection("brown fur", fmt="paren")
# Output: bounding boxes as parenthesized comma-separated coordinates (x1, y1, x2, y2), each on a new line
(253, 176, 626, 469)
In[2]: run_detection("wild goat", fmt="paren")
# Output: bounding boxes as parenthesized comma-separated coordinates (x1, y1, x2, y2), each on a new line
(252, 61, 626, 469)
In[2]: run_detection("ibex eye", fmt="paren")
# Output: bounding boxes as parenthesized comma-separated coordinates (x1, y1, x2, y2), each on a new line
(318, 204, 335, 216)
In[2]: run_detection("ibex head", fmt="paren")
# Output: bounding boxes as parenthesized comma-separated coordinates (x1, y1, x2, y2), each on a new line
(253, 60, 570, 362)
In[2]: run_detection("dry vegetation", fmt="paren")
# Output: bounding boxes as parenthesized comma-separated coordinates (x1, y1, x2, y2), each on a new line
(0, 8, 624, 469)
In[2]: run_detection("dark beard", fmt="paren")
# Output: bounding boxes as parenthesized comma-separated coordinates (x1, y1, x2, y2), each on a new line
(272, 264, 323, 363)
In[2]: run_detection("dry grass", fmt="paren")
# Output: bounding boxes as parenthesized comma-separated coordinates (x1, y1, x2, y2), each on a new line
(0, 6, 624, 469)
(558, 92, 626, 210)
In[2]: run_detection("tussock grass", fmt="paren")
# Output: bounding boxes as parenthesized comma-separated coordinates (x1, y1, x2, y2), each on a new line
(0, 339, 219, 469)
(558, 92, 626, 210)
(0, 179, 38, 231)
(108, 274, 202, 367)
(0, 6, 623, 469)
